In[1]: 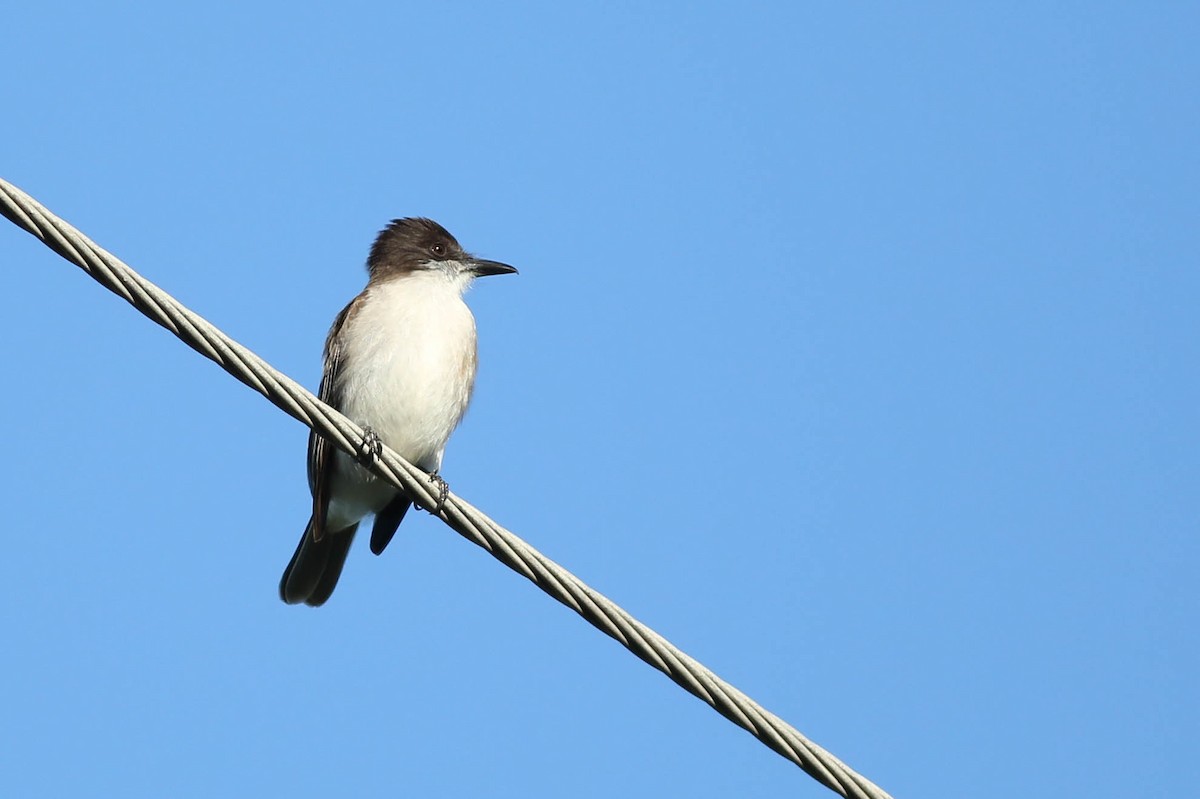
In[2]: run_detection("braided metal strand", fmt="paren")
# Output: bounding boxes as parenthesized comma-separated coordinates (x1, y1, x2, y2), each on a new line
(0, 177, 893, 799)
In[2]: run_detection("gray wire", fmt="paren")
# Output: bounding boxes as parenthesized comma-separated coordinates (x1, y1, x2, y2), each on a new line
(0, 177, 893, 799)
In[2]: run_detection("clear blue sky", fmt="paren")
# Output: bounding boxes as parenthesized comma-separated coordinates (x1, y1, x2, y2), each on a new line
(2, 4, 1195, 798)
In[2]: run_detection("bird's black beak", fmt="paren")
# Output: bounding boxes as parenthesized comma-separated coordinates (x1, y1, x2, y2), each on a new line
(469, 258, 519, 277)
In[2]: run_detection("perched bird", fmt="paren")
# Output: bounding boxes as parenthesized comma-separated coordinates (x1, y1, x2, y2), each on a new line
(280, 218, 517, 606)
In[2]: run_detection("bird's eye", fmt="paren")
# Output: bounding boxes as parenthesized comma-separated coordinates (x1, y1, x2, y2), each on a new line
(431, 242, 446, 257)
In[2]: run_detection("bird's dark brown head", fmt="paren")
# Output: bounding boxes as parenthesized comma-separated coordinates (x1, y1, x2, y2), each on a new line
(366, 217, 517, 281)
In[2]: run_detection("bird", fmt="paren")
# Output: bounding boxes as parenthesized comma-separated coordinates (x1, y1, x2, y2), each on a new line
(280, 218, 517, 606)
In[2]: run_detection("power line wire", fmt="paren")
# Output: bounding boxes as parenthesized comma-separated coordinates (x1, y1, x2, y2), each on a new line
(0, 177, 893, 799)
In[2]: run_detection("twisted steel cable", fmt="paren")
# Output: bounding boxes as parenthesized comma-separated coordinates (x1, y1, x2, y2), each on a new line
(1, 177, 893, 799)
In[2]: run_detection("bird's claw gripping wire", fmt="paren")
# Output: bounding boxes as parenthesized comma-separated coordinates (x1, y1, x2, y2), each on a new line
(425, 472, 449, 514)
(357, 426, 383, 465)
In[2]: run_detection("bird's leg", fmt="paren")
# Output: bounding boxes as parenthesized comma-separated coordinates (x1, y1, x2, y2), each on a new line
(425, 471, 449, 514)
(357, 426, 383, 465)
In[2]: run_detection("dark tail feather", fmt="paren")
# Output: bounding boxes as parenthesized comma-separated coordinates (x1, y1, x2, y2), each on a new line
(280, 518, 358, 606)
(369, 495, 412, 555)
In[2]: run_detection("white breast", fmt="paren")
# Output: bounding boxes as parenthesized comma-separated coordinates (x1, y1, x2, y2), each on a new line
(339, 271, 478, 468)
(321, 270, 478, 530)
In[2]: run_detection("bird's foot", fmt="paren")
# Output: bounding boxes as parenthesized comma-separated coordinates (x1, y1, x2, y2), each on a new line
(424, 472, 449, 515)
(357, 426, 383, 465)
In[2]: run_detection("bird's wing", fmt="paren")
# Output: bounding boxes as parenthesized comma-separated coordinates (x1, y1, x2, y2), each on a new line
(306, 293, 364, 542)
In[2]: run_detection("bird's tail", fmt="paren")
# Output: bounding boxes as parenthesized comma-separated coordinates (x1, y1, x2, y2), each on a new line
(279, 518, 358, 606)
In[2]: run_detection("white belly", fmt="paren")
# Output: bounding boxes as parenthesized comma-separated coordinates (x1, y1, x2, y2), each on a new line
(326, 272, 478, 527)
